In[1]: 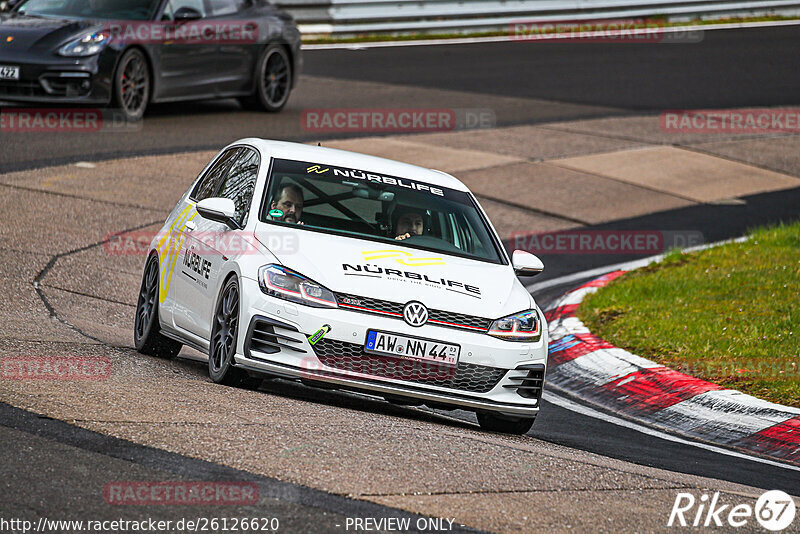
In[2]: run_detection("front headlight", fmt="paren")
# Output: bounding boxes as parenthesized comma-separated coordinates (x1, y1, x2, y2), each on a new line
(488, 309, 541, 342)
(258, 265, 338, 308)
(58, 32, 109, 57)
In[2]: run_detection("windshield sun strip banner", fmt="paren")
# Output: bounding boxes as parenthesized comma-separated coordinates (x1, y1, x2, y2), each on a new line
(271, 158, 466, 201)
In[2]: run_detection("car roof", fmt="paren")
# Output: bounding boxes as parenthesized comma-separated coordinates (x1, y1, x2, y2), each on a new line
(232, 138, 471, 192)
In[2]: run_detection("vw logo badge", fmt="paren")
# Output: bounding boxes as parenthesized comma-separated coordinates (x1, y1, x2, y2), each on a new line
(403, 301, 428, 327)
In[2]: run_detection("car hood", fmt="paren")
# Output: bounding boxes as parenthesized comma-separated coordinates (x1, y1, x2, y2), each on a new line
(254, 223, 530, 319)
(0, 14, 98, 51)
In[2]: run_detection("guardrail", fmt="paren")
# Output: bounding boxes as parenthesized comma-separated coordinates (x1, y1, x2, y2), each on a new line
(274, 0, 800, 36)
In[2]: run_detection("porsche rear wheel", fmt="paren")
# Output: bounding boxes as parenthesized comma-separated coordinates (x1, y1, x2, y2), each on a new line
(239, 44, 291, 112)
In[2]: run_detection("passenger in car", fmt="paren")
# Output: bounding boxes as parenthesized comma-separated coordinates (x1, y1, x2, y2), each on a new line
(393, 207, 426, 240)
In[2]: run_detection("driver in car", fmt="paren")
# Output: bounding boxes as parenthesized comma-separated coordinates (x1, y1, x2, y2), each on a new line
(393, 207, 425, 240)
(269, 183, 304, 224)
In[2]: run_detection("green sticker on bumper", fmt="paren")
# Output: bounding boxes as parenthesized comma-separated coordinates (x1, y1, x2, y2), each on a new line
(308, 324, 331, 345)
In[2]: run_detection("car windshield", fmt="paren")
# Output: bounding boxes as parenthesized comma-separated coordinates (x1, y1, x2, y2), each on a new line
(17, 0, 161, 20)
(261, 158, 506, 264)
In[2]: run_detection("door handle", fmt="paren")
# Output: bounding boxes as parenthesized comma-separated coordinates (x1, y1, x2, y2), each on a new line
(184, 220, 197, 232)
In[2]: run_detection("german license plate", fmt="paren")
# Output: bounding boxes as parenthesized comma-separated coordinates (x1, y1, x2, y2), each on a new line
(365, 330, 460, 366)
(0, 66, 20, 80)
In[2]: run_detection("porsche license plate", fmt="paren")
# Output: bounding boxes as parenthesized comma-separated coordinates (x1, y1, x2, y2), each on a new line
(365, 330, 459, 366)
(0, 66, 20, 80)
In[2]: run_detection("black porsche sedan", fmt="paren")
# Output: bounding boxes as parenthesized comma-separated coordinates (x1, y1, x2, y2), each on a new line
(0, 0, 302, 120)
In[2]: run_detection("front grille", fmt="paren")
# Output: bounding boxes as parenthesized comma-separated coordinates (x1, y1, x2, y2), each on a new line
(429, 308, 491, 330)
(337, 294, 404, 316)
(40, 74, 91, 97)
(335, 292, 493, 332)
(0, 81, 46, 97)
(503, 364, 545, 400)
(311, 337, 507, 393)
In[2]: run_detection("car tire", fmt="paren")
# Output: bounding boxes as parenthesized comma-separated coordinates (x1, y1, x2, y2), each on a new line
(208, 276, 261, 388)
(134, 255, 182, 358)
(239, 44, 292, 112)
(477, 412, 536, 435)
(113, 48, 150, 121)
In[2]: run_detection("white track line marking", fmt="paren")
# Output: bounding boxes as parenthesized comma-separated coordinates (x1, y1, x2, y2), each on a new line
(304, 20, 800, 50)
(544, 389, 800, 474)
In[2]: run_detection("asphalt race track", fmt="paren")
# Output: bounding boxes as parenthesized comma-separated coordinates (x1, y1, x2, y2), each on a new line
(1, 24, 800, 532)
(3, 25, 800, 171)
(304, 26, 800, 109)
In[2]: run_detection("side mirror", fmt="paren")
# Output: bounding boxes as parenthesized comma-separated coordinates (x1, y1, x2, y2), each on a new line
(196, 198, 240, 229)
(512, 250, 544, 276)
(173, 6, 202, 21)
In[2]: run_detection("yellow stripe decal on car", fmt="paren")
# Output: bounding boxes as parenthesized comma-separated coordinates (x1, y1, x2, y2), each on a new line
(362, 249, 445, 266)
(155, 205, 197, 304)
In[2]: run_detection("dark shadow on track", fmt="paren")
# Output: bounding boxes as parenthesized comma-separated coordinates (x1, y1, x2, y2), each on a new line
(520, 186, 800, 284)
(0, 402, 483, 533)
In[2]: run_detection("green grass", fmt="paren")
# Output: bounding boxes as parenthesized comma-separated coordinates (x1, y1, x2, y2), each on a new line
(577, 222, 800, 408)
(302, 15, 800, 44)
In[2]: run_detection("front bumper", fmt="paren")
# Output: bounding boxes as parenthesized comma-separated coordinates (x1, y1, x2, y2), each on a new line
(0, 51, 113, 104)
(235, 277, 548, 417)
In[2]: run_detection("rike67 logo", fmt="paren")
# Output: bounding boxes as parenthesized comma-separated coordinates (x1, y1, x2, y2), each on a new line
(668, 490, 796, 531)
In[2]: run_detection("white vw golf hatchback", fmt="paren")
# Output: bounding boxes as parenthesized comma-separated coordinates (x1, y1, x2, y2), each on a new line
(135, 139, 548, 434)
